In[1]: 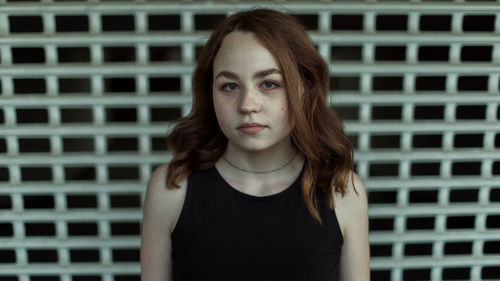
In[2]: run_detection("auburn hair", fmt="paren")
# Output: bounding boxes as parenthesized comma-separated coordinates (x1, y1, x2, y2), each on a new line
(166, 8, 354, 224)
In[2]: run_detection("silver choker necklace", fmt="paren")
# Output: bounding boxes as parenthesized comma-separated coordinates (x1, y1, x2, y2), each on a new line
(222, 152, 298, 174)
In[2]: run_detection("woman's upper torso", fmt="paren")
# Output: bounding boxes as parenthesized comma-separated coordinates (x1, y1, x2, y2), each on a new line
(170, 165, 343, 281)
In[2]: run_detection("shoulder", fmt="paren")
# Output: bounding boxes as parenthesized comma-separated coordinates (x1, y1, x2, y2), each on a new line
(141, 164, 187, 281)
(333, 172, 368, 237)
(334, 172, 368, 212)
(333, 172, 371, 280)
(143, 163, 188, 234)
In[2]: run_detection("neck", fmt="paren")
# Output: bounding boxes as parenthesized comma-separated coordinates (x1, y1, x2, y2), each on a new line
(222, 141, 298, 175)
(215, 140, 305, 195)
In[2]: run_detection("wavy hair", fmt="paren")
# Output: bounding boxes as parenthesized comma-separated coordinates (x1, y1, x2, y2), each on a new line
(166, 8, 354, 224)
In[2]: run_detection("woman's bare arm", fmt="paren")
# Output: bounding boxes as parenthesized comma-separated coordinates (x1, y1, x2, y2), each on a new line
(140, 164, 186, 281)
(335, 173, 370, 281)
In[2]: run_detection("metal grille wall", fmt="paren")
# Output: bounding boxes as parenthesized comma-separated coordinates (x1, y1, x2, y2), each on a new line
(1, 1, 500, 281)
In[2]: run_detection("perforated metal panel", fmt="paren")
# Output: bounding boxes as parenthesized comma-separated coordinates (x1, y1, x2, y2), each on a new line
(1, 1, 499, 281)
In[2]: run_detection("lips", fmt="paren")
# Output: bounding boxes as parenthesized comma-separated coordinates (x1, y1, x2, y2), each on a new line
(237, 122, 267, 134)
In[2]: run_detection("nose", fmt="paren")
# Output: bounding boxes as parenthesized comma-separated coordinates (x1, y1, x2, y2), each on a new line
(238, 86, 262, 114)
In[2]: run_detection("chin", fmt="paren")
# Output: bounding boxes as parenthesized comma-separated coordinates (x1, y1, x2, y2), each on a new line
(230, 139, 286, 153)
(236, 143, 270, 152)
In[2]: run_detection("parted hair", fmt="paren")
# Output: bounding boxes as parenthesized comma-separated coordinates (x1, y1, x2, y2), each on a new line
(166, 8, 354, 224)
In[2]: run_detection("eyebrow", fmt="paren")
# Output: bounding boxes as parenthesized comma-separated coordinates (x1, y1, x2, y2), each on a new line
(214, 68, 282, 80)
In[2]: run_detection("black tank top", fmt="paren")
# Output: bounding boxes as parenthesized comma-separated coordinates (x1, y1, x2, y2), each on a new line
(171, 166, 343, 281)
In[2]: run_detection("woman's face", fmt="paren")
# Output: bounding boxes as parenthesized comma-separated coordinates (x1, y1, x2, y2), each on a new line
(212, 31, 292, 153)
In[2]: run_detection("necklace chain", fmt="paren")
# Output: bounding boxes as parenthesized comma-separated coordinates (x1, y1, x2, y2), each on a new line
(222, 152, 298, 174)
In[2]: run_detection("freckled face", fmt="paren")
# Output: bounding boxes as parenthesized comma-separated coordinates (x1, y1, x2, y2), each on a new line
(212, 31, 292, 152)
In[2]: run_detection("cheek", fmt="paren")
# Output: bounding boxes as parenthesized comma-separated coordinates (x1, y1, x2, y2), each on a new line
(279, 101, 291, 128)
(213, 95, 233, 126)
(278, 97, 293, 130)
(212, 90, 223, 112)
(214, 95, 229, 112)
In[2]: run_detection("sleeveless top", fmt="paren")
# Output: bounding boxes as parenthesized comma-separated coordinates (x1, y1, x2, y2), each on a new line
(171, 166, 343, 281)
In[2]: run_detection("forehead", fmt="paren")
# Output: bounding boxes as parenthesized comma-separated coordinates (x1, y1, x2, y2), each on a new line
(213, 31, 280, 76)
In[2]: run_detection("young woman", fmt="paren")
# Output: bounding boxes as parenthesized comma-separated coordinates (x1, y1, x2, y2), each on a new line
(141, 8, 370, 281)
